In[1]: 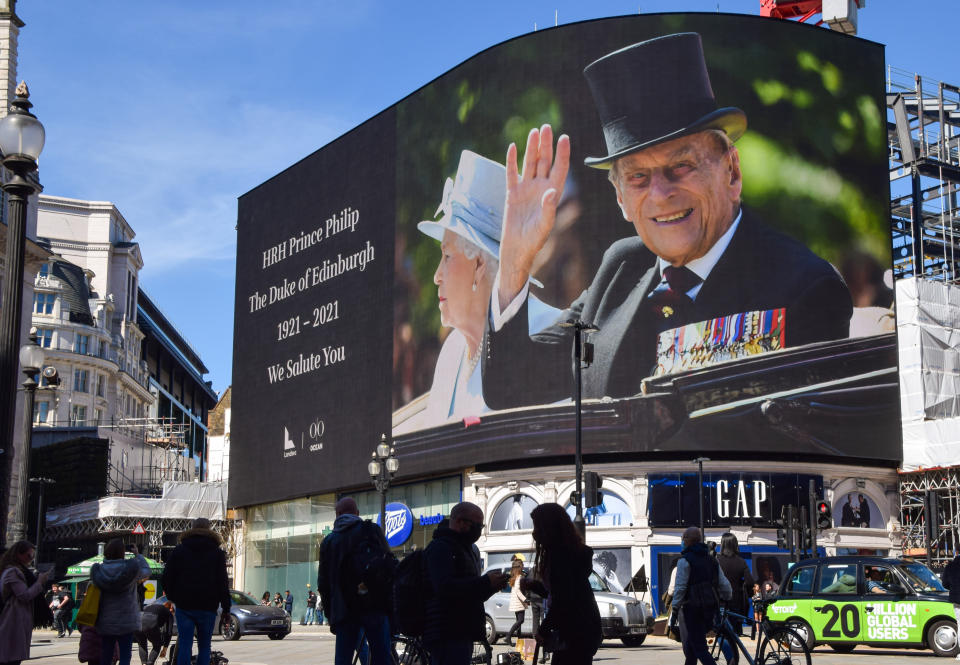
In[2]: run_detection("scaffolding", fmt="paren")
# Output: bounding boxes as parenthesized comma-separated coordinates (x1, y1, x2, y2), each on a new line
(899, 467, 960, 567)
(97, 416, 195, 495)
(888, 67, 960, 283)
(891, 69, 960, 564)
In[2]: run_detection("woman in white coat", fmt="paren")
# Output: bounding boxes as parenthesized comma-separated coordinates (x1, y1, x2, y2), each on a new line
(417, 150, 558, 427)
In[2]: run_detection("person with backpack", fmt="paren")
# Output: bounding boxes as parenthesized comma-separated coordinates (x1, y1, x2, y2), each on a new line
(160, 518, 231, 665)
(317, 497, 396, 665)
(423, 502, 507, 665)
(673, 526, 733, 665)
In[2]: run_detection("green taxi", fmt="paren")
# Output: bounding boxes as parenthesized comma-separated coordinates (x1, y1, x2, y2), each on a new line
(766, 555, 957, 657)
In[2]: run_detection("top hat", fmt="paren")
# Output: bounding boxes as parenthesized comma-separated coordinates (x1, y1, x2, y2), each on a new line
(418, 150, 506, 260)
(583, 32, 746, 169)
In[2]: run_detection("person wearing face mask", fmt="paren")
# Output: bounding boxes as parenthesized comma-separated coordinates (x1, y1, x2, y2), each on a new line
(424, 502, 508, 665)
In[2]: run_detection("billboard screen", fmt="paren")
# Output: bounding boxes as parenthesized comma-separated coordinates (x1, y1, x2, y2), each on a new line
(231, 14, 897, 508)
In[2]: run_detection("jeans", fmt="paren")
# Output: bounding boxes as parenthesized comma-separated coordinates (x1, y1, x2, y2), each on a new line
(304, 607, 316, 624)
(425, 640, 473, 665)
(101, 633, 134, 665)
(333, 612, 392, 665)
(679, 605, 717, 665)
(175, 609, 217, 665)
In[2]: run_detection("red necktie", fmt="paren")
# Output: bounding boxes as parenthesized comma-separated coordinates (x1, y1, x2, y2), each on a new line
(648, 266, 702, 329)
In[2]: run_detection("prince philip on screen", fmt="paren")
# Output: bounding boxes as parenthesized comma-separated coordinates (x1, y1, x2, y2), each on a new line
(482, 32, 853, 408)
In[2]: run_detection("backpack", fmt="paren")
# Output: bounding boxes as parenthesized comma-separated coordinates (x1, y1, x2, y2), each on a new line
(346, 521, 396, 606)
(392, 550, 427, 637)
(684, 554, 720, 611)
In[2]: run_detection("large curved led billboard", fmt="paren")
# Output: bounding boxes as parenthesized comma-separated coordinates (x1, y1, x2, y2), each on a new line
(231, 14, 898, 508)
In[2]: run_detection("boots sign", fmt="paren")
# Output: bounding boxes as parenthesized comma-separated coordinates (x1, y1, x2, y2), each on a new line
(648, 473, 822, 527)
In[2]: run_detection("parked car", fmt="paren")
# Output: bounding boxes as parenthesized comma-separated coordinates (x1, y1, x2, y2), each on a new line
(482, 566, 653, 647)
(767, 555, 956, 657)
(151, 590, 292, 641)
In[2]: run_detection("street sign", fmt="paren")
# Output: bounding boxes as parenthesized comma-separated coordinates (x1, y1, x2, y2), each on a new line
(132, 521, 146, 535)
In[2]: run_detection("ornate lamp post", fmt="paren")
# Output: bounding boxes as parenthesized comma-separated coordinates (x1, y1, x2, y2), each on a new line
(9, 328, 44, 543)
(0, 82, 45, 542)
(368, 434, 399, 531)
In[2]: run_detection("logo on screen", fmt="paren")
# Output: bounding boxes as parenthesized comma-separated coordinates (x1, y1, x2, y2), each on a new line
(283, 426, 298, 458)
(377, 502, 413, 547)
(309, 419, 324, 453)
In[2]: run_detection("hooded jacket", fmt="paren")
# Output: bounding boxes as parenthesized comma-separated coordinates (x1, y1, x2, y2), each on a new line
(423, 526, 497, 644)
(90, 554, 151, 636)
(161, 528, 231, 613)
(317, 514, 393, 630)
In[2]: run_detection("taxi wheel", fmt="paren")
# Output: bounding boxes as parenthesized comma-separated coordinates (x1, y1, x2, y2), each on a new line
(927, 619, 959, 657)
(785, 620, 815, 651)
(828, 644, 856, 653)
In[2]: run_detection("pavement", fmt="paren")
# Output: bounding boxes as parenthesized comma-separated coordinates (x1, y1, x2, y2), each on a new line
(27, 623, 946, 664)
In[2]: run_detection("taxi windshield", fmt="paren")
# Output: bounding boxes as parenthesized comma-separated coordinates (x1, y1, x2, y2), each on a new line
(898, 561, 947, 593)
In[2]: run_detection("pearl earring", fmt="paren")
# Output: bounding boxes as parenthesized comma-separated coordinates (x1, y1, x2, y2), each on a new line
(472, 282, 477, 292)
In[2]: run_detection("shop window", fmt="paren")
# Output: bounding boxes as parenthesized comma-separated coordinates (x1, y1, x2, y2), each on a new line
(491, 494, 538, 531)
(564, 489, 633, 527)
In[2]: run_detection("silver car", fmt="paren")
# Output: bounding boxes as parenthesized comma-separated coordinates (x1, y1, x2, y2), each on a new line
(482, 566, 653, 647)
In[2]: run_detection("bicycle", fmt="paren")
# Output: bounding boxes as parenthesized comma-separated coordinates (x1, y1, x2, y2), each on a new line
(349, 633, 491, 665)
(708, 600, 812, 665)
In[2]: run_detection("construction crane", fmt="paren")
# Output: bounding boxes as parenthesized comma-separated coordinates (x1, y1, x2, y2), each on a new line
(760, 0, 863, 34)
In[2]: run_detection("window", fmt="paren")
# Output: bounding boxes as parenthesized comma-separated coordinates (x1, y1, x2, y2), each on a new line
(74, 334, 90, 355)
(33, 401, 49, 424)
(784, 565, 816, 595)
(94, 409, 103, 424)
(34, 292, 55, 315)
(73, 369, 89, 392)
(98, 339, 106, 358)
(818, 563, 858, 594)
(36, 328, 54, 348)
(70, 405, 87, 425)
(38, 262, 49, 277)
(96, 374, 105, 397)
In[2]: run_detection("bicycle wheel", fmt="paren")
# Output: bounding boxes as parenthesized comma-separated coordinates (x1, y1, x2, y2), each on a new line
(709, 625, 740, 665)
(758, 627, 812, 665)
(470, 640, 493, 664)
(391, 635, 430, 665)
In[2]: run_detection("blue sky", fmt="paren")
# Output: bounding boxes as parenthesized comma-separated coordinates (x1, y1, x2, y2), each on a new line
(15, 0, 956, 394)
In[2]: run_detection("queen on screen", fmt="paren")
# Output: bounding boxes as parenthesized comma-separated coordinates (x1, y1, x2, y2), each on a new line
(415, 150, 558, 427)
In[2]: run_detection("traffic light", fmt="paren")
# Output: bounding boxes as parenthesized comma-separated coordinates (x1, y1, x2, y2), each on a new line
(816, 500, 832, 530)
(584, 471, 603, 508)
(776, 505, 789, 549)
(800, 505, 813, 552)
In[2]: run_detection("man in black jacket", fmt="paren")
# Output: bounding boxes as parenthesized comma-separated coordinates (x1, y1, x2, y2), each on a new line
(424, 502, 507, 665)
(317, 497, 395, 665)
(674, 526, 732, 665)
(160, 518, 231, 665)
(940, 554, 960, 630)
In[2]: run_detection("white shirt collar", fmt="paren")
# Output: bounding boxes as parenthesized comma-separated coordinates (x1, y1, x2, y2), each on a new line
(657, 208, 742, 297)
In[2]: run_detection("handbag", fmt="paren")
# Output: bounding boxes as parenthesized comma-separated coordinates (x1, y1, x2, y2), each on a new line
(74, 584, 101, 627)
(666, 607, 681, 642)
(539, 624, 568, 652)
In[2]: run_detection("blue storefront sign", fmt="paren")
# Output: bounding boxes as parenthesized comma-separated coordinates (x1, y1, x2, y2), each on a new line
(375, 502, 414, 547)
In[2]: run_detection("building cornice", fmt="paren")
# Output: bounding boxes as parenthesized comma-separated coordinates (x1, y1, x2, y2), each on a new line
(37, 194, 135, 240)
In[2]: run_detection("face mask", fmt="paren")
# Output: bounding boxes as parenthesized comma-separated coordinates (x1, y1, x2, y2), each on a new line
(465, 522, 483, 544)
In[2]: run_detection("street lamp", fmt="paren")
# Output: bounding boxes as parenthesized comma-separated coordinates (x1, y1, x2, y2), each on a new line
(29, 477, 56, 564)
(557, 319, 598, 538)
(9, 328, 44, 543)
(368, 434, 399, 532)
(0, 82, 45, 543)
(693, 457, 711, 542)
